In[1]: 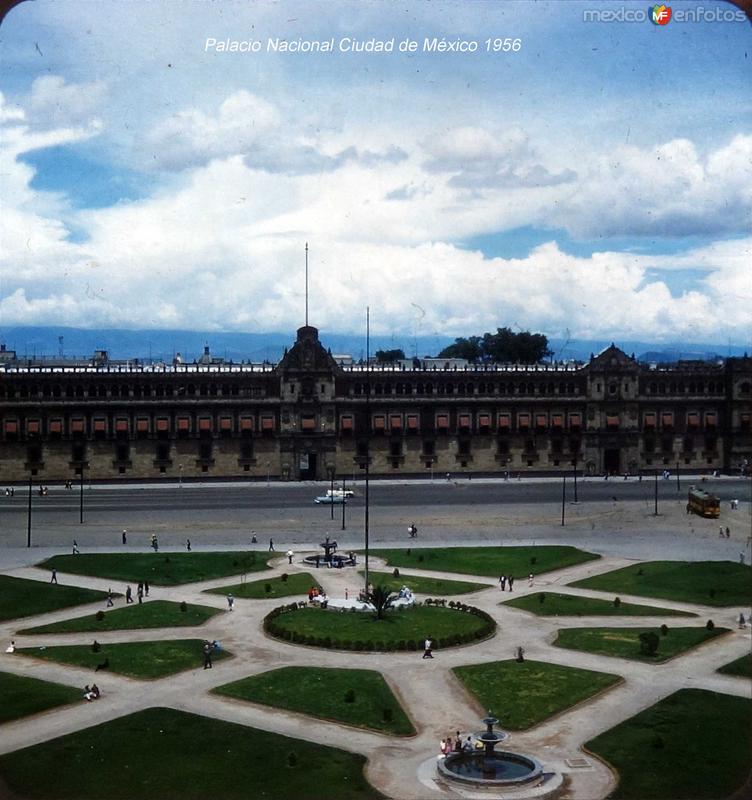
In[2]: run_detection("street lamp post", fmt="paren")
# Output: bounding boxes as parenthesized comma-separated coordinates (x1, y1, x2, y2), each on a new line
(654, 469, 659, 516)
(79, 464, 84, 524)
(676, 460, 680, 493)
(266, 461, 270, 487)
(341, 475, 346, 531)
(27, 474, 32, 548)
(330, 470, 335, 520)
(561, 475, 566, 526)
(573, 450, 578, 503)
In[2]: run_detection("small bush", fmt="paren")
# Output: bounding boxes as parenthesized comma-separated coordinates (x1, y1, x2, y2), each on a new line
(709, 589, 716, 599)
(613, 597, 621, 608)
(417, 554, 424, 563)
(180, 601, 187, 613)
(392, 567, 400, 578)
(539, 593, 546, 604)
(382, 707, 393, 722)
(636, 568, 643, 576)
(287, 751, 297, 767)
(660, 624, 669, 636)
(706, 619, 715, 630)
(650, 734, 665, 750)
(530, 556, 537, 565)
(406, 548, 411, 556)
(281, 573, 288, 583)
(95, 610, 105, 621)
(344, 688, 356, 703)
(265, 583, 272, 593)
(91, 640, 100, 652)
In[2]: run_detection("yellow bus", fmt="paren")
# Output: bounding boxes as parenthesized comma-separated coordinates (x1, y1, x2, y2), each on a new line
(687, 487, 720, 518)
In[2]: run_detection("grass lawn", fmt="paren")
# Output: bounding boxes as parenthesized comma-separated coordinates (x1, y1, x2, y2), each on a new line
(718, 653, 752, 678)
(503, 592, 695, 617)
(18, 600, 222, 634)
(0, 707, 384, 800)
(38, 551, 269, 586)
(0, 575, 108, 623)
(206, 572, 318, 600)
(215, 666, 415, 735)
(371, 545, 598, 578)
(585, 689, 752, 799)
(17, 639, 230, 679)
(0, 671, 82, 723)
(362, 571, 489, 596)
(553, 626, 729, 663)
(267, 605, 494, 650)
(570, 561, 751, 607)
(453, 660, 621, 730)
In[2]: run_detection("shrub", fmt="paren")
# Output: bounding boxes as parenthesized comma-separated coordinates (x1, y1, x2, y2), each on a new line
(180, 601, 187, 612)
(91, 640, 100, 652)
(287, 751, 297, 767)
(406, 548, 411, 556)
(539, 593, 546, 604)
(382, 707, 393, 723)
(636, 568, 643, 576)
(613, 597, 621, 608)
(650, 734, 665, 750)
(709, 589, 716, 599)
(530, 556, 537, 565)
(660, 624, 669, 636)
(639, 631, 660, 656)
(265, 583, 272, 594)
(95, 610, 105, 621)
(344, 688, 356, 703)
(392, 567, 400, 578)
(706, 619, 715, 630)
(281, 573, 288, 583)
(418, 554, 424, 563)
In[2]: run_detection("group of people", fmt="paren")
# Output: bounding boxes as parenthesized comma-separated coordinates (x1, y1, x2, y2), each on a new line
(202, 640, 220, 669)
(719, 526, 732, 538)
(4, 487, 15, 497)
(439, 732, 482, 757)
(83, 684, 101, 701)
(308, 586, 327, 603)
(498, 575, 516, 591)
(125, 581, 150, 604)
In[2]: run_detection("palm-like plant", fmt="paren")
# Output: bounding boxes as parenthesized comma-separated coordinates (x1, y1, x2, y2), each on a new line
(369, 584, 397, 620)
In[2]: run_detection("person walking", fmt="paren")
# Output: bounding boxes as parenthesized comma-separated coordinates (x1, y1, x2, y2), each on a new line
(203, 641, 213, 669)
(269, 538, 275, 552)
(719, 526, 725, 538)
(186, 538, 191, 551)
(72, 540, 80, 555)
(227, 593, 234, 612)
(106, 589, 114, 607)
(50, 568, 57, 584)
(287, 550, 294, 565)
(137, 583, 144, 604)
(125, 585, 133, 604)
(726, 527, 731, 538)
(499, 575, 507, 591)
(508, 576, 515, 591)
(422, 636, 434, 659)
(528, 573, 534, 587)
(121, 529, 127, 545)
(144, 581, 149, 597)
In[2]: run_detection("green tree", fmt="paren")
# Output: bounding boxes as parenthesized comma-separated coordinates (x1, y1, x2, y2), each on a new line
(369, 585, 397, 620)
(374, 349, 405, 363)
(438, 328, 551, 364)
(437, 336, 483, 361)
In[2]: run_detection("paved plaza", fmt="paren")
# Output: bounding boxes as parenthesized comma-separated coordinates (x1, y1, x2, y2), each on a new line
(0, 485, 750, 799)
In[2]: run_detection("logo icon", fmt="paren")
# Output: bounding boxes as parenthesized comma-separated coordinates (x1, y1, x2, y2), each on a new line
(650, 4, 672, 25)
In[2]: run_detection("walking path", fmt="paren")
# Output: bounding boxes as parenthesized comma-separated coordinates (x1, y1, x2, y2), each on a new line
(1, 541, 750, 799)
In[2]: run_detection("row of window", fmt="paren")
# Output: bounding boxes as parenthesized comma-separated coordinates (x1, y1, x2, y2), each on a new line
(0, 383, 266, 400)
(350, 381, 582, 397)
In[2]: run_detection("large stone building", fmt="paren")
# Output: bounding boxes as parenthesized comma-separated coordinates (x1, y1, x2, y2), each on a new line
(1, 325, 750, 482)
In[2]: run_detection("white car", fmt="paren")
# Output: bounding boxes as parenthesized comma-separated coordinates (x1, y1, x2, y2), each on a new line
(314, 494, 346, 504)
(326, 488, 354, 498)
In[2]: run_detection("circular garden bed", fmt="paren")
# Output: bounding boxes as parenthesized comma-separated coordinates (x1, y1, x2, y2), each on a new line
(264, 600, 496, 651)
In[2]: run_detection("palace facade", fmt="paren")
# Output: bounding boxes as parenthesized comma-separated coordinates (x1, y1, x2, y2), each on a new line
(1, 325, 750, 482)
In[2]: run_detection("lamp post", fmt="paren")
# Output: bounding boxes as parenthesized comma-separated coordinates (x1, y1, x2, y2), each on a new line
(573, 450, 578, 503)
(266, 461, 270, 487)
(676, 460, 680, 493)
(27, 474, 32, 548)
(341, 475, 346, 531)
(330, 470, 335, 520)
(654, 469, 659, 516)
(561, 475, 566, 526)
(79, 463, 85, 524)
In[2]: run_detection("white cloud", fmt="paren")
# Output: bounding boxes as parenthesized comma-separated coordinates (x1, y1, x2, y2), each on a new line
(27, 75, 106, 129)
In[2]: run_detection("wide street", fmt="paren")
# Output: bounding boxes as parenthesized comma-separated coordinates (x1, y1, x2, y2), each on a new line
(1, 477, 749, 564)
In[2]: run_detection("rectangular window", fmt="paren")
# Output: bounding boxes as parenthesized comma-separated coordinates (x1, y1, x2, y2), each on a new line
(686, 412, 700, 429)
(261, 415, 275, 432)
(551, 414, 563, 429)
(458, 413, 471, 430)
(177, 417, 190, 432)
(518, 413, 531, 430)
(301, 415, 316, 431)
(240, 416, 255, 432)
(661, 412, 674, 429)
(741, 413, 751, 432)
(373, 414, 386, 431)
(3, 419, 18, 434)
(705, 411, 717, 428)
(498, 413, 511, 431)
(93, 419, 107, 433)
(136, 418, 149, 433)
(49, 419, 63, 434)
(199, 417, 212, 432)
(390, 414, 402, 430)
(115, 418, 129, 433)
(436, 413, 449, 430)
(478, 413, 491, 429)
(407, 414, 419, 431)
(220, 416, 233, 432)
(26, 419, 41, 435)
(606, 414, 619, 429)
(643, 412, 656, 429)
(569, 412, 582, 430)
(71, 418, 85, 434)
(156, 418, 170, 432)
(535, 413, 547, 429)
(340, 415, 354, 432)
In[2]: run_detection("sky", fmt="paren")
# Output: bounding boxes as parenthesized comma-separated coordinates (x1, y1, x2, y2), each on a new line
(0, 0, 751, 347)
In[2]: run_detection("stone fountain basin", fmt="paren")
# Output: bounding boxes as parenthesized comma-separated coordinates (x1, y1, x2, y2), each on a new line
(438, 749, 544, 787)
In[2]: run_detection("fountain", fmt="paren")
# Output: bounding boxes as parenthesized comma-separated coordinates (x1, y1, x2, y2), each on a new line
(437, 713, 544, 788)
(302, 536, 357, 569)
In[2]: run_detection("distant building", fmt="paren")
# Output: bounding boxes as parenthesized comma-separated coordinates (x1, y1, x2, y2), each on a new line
(0, 325, 750, 481)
